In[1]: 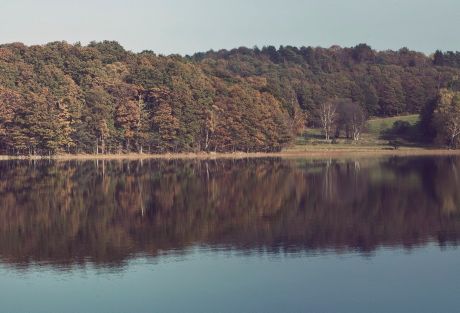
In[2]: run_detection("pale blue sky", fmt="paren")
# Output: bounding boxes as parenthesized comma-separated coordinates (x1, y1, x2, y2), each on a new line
(0, 0, 459, 55)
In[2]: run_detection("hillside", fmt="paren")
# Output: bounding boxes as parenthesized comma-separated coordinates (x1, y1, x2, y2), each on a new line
(1, 41, 460, 155)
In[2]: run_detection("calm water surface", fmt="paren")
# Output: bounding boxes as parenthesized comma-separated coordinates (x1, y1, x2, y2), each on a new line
(0, 156, 459, 313)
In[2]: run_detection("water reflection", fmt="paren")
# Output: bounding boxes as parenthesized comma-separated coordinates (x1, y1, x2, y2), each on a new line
(0, 156, 459, 269)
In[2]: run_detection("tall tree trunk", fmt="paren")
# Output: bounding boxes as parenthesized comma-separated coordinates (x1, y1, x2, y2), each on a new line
(205, 129, 209, 151)
(101, 137, 105, 154)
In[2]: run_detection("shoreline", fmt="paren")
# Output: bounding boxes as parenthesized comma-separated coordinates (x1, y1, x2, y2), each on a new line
(1, 147, 460, 161)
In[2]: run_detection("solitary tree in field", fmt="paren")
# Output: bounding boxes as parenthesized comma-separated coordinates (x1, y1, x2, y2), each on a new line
(317, 100, 338, 141)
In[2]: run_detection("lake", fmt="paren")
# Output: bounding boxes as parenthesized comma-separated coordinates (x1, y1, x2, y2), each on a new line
(0, 156, 459, 313)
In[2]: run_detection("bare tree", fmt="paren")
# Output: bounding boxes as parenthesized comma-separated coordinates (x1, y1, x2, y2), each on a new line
(317, 100, 338, 141)
(349, 104, 367, 141)
(336, 99, 367, 141)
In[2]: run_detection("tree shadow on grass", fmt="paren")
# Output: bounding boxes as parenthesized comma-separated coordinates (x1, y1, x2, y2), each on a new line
(380, 121, 425, 148)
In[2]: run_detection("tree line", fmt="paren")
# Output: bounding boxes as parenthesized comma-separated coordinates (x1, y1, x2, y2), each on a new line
(1, 41, 460, 154)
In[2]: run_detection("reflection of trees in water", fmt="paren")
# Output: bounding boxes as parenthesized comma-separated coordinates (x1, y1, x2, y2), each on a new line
(0, 157, 459, 268)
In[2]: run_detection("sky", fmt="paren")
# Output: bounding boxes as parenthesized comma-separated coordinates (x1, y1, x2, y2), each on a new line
(0, 0, 459, 55)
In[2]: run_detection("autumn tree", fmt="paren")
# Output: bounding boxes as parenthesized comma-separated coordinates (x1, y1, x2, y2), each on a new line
(151, 88, 180, 152)
(25, 89, 74, 154)
(0, 87, 17, 152)
(377, 72, 405, 116)
(84, 87, 113, 154)
(134, 94, 152, 153)
(433, 89, 460, 148)
(113, 84, 141, 152)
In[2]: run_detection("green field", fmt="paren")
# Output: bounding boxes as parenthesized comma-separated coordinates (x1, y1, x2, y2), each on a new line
(367, 114, 419, 137)
(291, 114, 422, 151)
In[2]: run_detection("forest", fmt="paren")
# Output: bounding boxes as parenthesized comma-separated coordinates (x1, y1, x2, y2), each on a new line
(1, 41, 460, 155)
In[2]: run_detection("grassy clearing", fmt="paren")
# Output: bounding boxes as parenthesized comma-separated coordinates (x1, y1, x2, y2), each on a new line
(291, 114, 422, 152)
(367, 114, 419, 136)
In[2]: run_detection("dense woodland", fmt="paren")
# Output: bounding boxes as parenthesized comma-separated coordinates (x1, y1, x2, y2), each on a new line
(1, 41, 460, 154)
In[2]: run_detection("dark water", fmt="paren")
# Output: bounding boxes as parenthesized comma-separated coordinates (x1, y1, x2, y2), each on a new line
(0, 156, 460, 313)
